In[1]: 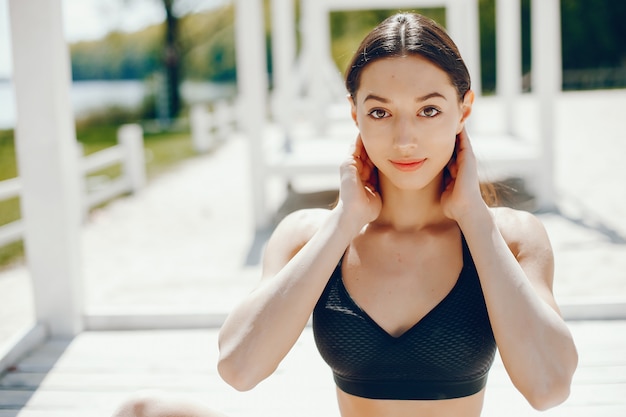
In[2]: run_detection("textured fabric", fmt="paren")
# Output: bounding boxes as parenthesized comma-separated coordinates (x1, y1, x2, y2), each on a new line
(312, 237, 496, 400)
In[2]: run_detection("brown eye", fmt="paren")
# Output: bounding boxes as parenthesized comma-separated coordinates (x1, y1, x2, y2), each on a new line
(369, 109, 390, 119)
(419, 107, 441, 118)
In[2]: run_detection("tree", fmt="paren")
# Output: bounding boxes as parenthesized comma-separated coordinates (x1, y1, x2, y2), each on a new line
(161, 0, 181, 121)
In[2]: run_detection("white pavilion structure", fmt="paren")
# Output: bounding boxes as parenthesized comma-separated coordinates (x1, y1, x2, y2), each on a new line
(238, 0, 561, 228)
(2, 0, 561, 358)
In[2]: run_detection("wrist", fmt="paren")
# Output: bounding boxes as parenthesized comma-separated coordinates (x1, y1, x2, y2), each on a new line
(330, 202, 367, 238)
(454, 200, 493, 232)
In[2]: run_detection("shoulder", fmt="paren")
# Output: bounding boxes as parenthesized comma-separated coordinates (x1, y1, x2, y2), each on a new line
(261, 208, 332, 278)
(490, 206, 555, 288)
(490, 206, 552, 256)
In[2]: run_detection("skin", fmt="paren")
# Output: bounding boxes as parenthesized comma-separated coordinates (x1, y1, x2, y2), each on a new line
(112, 54, 578, 417)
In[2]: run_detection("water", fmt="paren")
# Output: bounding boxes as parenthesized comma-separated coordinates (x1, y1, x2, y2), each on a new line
(0, 79, 236, 129)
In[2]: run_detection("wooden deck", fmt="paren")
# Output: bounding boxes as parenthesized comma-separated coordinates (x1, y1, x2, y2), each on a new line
(0, 320, 625, 417)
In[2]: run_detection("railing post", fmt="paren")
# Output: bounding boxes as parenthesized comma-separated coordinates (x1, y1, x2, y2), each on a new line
(214, 99, 234, 142)
(117, 124, 146, 193)
(190, 104, 214, 153)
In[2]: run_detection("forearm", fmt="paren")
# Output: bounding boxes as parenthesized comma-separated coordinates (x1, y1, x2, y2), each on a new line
(218, 206, 357, 390)
(457, 205, 577, 408)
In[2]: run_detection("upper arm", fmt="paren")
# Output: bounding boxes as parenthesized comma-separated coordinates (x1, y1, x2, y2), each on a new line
(260, 208, 330, 280)
(493, 207, 560, 313)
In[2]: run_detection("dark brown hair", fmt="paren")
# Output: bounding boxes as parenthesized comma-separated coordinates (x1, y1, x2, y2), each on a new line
(345, 13, 470, 102)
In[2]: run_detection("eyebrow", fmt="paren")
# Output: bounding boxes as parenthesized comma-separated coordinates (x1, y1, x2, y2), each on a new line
(363, 92, 447, 103)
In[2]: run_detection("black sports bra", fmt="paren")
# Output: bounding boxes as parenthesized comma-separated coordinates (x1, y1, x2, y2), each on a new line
(312, 237, 496, 400)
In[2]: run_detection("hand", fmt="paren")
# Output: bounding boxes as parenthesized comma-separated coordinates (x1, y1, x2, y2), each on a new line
(336, 135, 382, 233)
(440, 128, 486, 222)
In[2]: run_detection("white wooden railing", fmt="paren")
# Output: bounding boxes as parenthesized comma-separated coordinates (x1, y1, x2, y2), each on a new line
(0, 177, 24, 247)
(0, 123, 146, 248)
(190, 99, 238, 153)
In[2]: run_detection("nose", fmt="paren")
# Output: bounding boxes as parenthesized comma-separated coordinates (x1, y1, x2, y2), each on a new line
(393, 115, 418, 152)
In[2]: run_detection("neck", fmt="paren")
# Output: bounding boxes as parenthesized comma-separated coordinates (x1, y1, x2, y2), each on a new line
(372, 174, 451, 232)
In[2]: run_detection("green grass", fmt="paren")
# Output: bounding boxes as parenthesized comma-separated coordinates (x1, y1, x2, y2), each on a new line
(0, 122, 198, 268)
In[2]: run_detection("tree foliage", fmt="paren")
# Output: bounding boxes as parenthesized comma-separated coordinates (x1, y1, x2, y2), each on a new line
(69, 0, 626, 92)
(70, 3, 236, 82)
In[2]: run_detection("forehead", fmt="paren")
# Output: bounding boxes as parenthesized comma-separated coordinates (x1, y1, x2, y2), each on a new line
(356, 55, 456, 100)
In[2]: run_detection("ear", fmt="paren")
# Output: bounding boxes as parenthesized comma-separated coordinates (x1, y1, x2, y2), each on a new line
(456, 90, 475, 134)
(348, 94, 358, 126)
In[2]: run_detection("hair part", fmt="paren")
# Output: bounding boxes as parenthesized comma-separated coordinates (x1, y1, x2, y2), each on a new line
(345, 12, 471, 102)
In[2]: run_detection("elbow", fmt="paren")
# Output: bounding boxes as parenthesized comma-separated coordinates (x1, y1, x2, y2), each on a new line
(217, 345, 278, 392)
(217, 353, 261, 392)
(524, 335, 579, 411)
(525, 355, 578, 411)
(525, 378, 572, 411)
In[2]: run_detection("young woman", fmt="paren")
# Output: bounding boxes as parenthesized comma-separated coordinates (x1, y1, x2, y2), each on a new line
(113, 12, 577, 417)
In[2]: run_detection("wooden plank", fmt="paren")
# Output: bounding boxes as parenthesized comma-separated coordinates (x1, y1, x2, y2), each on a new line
(1, 322, 625, 416)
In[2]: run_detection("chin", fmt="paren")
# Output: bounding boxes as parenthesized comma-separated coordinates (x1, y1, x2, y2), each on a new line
(380, 169, 443, 192)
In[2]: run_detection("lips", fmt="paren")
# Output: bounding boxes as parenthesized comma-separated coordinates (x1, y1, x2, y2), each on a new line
(389, 158, 426, 172)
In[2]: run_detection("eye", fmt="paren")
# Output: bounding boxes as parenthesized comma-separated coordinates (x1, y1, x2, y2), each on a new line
(419, 106, 441, 118)
(368, 108, 390, 119)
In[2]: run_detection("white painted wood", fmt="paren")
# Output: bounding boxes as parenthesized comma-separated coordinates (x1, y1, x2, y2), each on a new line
(118, 124, 146, 192)
(319, 0, 452, 10)
(0, 220, 24, 247)
(301, 0, 337, 132)
(81, 146, 125, 174)
(447, 0, 482, 95)
(270, 0, 296, 127)
(0, 178, 21, 200)
(78, 124, 146, 211)
(531, 0, 560, 209)
(213, 99, 236, 141)
(247, 0, 559, 226)
(0, 177, 24, 246)
(83, 178, 131, 209)
(0, 323, 625, 416)
(0, 324, 46, 375)
(190, 104, 214, 152)
(83, 312, 227, 331)
(190, 100, 238, 152)
(235, 0, 270, 229)
(496, 0, 521, 134)
(8, 0, 83, 336)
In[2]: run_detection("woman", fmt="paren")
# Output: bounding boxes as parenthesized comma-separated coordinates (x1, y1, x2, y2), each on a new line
(113, 12, 577, 417)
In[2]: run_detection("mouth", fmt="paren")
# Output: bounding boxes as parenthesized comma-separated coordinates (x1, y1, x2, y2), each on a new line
(389, 158, 426, 172)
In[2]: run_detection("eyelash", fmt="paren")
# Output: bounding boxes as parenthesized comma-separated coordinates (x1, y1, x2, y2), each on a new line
(367, 106, 442, 120)
(368, 108, 390, 119)
(419, 106, 441, 118)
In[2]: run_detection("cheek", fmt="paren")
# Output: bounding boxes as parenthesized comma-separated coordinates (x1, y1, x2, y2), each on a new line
(438, 127, 458, 160)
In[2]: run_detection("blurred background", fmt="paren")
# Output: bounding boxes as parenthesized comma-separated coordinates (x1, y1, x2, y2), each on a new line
(1, 0, 625, 350)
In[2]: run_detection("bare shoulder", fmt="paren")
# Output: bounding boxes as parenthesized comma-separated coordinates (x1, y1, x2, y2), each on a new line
(490, 206, 552, 256)
(261, 208, 332, 278)
(490, 206, 555, 293)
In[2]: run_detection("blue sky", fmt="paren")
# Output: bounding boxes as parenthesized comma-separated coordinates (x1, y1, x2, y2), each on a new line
(0, 0, 227, 78)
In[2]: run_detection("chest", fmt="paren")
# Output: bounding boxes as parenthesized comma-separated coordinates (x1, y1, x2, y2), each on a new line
(341, 237, 463, 338)
(312, 250, 497, 399)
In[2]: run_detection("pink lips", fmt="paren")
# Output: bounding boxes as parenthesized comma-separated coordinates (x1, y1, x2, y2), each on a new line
(390, 158, 426, 172)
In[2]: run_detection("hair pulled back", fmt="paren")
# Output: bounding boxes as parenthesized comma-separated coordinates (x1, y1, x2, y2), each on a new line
(345, 13, 471, 102)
